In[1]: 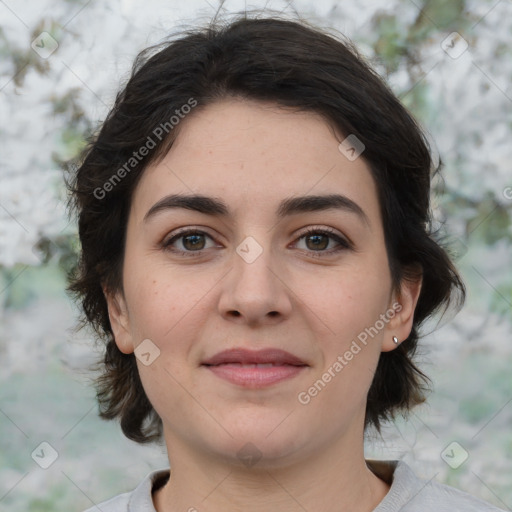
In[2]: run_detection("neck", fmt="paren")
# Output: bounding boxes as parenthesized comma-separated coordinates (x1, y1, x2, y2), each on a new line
(153, 429, 390, 512)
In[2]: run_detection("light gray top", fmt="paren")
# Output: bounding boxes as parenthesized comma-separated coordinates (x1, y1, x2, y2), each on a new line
(83, 459, 506, 511)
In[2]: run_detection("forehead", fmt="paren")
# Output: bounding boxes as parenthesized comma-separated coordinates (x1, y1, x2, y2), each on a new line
(131, 98, 381, 228)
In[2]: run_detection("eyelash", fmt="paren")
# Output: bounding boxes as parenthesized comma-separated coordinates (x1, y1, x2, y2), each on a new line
(161, 226, 352, 258)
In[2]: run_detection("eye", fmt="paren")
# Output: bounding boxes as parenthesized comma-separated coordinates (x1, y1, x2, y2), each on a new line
(161, 226, 352, 258)
(162, 228, 218, 256)
(293, 227, 352, 257)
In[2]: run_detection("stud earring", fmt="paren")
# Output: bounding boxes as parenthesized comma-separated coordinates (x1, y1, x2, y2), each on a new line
(392, 336, 399, 344)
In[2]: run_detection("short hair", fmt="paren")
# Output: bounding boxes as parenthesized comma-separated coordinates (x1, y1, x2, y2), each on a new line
(67, 14, 466, 443)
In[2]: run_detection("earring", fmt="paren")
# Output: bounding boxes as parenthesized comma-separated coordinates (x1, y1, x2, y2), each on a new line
(392, 336, 399, 344)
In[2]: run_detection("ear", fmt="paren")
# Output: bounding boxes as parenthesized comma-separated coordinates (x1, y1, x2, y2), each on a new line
(103, 286, 135, 354)
(381, 271, 423, 352)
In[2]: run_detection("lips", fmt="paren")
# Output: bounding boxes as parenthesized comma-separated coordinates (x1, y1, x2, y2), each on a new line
(202, 348, 308, 388)
(202, 348, 307, 367)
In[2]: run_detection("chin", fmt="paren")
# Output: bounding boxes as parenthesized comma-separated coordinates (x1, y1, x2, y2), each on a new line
(206, 415, 310, 469)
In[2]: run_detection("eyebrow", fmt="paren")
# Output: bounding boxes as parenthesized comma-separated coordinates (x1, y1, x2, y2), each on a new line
(143, 193, 369, 226)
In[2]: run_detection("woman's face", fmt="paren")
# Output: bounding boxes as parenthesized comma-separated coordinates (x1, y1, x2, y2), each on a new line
(107, 98, 419, 467)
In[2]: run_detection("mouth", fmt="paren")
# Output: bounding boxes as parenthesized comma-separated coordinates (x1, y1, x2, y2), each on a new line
(202, 348, 309, 388)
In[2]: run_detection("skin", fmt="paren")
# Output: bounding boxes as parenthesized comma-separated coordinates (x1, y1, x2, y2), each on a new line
(106, 98, 422, 512)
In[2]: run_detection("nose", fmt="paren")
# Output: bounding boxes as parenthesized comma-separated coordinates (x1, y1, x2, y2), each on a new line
(217, 236, 293, 327)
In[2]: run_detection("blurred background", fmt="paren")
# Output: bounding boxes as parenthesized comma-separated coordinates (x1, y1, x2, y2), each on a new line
(0, 0, 511, 510)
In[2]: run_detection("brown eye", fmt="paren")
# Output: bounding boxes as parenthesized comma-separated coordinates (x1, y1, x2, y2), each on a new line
(294, 227, 352, 257)
(162, 229, 216, 256)
(180, 232, 206, 251)
(304, 233, 330, 251)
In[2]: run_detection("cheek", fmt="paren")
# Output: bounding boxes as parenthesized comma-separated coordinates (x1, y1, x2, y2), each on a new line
(127, 276, 204, 417)
(123, 262, 213, 355)
(299, 272, 388, 408)
(306, 264, 391, 339)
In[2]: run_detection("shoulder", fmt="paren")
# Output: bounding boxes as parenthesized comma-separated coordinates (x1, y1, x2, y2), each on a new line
(368, 459, 507, 512)
(82, 469, 170, 512)
(83, 491, 131, 512)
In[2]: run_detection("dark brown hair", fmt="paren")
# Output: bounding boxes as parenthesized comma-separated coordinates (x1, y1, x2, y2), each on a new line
(67, 13, 465, 443)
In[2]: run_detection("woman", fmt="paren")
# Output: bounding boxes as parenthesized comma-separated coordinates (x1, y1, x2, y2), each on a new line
(69, 13, 505, 512)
